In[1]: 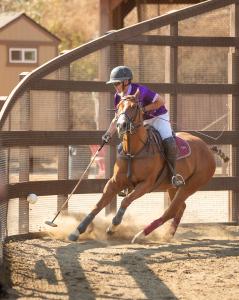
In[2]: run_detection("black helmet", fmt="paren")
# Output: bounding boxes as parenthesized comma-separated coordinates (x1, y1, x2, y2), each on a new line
(106, 66, 133, 84)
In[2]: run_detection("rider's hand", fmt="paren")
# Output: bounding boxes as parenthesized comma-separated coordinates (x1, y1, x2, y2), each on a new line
(102, 132, 111, 144)
(140, 106, 147, 114)
(126, 95, 136, 100)
(121, 95, 135, 101)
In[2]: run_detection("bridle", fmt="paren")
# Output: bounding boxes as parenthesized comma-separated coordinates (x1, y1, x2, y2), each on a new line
(116, 100, 143, 138)
(116, 99, 147, 180)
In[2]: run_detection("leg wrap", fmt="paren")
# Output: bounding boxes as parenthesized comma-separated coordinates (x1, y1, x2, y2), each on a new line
(77, 213, 95, 234)
(143, 217, 164, 236)
(112, 207, 126, 225)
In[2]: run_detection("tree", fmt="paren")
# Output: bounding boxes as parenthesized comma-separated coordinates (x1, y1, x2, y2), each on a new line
(1, 0, 99, 51)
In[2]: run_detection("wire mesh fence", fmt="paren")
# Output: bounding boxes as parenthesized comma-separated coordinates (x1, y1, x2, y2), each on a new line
(0, 1, 239, 243)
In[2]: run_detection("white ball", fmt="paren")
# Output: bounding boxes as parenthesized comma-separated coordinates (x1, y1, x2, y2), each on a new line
(27, 193, 38, 204)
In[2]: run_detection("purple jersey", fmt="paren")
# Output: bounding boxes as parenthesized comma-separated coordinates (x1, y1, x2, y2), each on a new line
(114, 83, 167, 120)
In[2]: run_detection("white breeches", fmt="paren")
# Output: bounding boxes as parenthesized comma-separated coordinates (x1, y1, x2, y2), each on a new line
(143, 112, 173, 140)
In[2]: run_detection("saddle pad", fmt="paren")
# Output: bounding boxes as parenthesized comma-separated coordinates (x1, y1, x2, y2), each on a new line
(176, 136, 191, 160)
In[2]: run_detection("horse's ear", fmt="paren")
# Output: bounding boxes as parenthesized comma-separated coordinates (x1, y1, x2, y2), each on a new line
(116, 100, 123, 111)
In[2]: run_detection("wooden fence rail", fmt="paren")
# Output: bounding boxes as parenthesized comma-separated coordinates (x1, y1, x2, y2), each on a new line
(7, 177, 239, 200)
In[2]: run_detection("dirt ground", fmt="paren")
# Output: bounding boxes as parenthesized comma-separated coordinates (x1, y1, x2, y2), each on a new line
(2, 216, 239, 300)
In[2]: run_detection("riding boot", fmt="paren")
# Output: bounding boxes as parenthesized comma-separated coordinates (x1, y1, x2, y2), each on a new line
(162, 136, 185, 187)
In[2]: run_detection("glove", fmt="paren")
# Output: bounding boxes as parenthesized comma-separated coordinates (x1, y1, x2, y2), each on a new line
(140, 106, 147, 114)
(102, 132, 111, 143)
(124, 95, 135, 101)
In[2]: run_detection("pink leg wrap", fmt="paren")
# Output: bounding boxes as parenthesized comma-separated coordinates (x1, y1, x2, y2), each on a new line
(143, 217, 164, 236)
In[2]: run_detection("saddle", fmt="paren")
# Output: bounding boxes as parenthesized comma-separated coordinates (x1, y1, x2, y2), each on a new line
(175, 134, 191, 159)
(117, 126, 189, 195)
(117, 126, 191, 160)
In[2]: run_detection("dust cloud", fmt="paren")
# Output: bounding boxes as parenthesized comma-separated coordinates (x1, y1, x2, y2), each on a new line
(44, 213, 238, 243)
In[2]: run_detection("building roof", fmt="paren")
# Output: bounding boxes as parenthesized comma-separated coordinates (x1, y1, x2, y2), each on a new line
(0, 11, 61, 42)
(0, 11, 22, 28)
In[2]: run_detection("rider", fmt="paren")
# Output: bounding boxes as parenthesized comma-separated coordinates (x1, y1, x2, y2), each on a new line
(102, 65, 184, 187)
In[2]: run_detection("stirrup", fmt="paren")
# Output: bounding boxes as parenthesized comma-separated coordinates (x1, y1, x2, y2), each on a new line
(172, 174, 185, 187)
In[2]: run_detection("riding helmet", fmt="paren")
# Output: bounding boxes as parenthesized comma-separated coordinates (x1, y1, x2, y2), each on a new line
(106, 66, 133, 84)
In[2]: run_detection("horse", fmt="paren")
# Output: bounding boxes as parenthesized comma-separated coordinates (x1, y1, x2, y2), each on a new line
(68, 96, 224, 243)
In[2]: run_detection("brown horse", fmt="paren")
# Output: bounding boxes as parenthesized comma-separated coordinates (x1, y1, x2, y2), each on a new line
(69, 97, 220, 242)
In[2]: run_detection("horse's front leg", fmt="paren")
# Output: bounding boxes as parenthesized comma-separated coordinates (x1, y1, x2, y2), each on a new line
(106, 180, 152, 234)
(68, 178, 122, 241)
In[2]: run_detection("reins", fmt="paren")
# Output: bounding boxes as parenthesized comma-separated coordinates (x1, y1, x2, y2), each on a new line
(116, 103, 142, 136)
(117, 101, 148, 179)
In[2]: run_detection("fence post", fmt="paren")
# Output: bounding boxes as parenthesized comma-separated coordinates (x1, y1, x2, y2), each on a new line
(0, 96, 8, 241)
(228, 3, 239, 223)
(105, 13, 124, 215)
(18, 72, 30, 234)
(107, 31, 124, 214)
(166, 22, 178, 131)
(0, 143, 8, 252)
(164, 22, 178, 209)
(57, 53, 70, 213)
(99, 3, 123, 215)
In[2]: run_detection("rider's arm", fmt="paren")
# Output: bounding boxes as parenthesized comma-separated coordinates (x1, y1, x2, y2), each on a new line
(142, 94, 165, 113)
(102, 116, 117, 143)
(106, 116, 117, 136)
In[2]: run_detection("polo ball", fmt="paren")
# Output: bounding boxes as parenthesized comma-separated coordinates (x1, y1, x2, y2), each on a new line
(27, 193, 38, 204)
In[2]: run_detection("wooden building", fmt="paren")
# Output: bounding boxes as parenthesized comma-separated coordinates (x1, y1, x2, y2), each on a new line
(0, 12, 60, 96)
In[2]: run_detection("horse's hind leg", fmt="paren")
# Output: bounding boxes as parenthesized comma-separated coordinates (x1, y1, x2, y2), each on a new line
(142, 172, 209, 237)
(170, 203, 186, 236)
(68, 178, 122, 241)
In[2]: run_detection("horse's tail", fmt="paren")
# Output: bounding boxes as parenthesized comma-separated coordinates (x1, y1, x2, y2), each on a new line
(210, 146, 230, 163)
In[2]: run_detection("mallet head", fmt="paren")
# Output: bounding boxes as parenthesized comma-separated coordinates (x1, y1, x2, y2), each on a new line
(45, 221, 58, 227)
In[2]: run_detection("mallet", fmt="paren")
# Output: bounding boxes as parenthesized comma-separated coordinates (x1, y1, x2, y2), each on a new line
(45, 142, 106, 227)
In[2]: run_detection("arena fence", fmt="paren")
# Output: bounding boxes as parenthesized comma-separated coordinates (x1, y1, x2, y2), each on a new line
(0, 0, 239, 257)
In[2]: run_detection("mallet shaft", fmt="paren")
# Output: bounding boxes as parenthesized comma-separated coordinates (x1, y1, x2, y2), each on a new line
(47, 142, 106, 225)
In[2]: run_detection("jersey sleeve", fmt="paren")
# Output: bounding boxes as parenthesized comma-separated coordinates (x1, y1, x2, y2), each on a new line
(139, 85, 158, 106)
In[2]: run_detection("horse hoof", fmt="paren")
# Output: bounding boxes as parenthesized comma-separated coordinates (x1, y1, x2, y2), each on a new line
(131, 230, 144, 244)
(68, 229, 80, 241)
(106, 224, 117, 235)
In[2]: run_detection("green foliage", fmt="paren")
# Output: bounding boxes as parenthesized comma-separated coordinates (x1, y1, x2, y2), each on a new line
(70, 55, 98, 81)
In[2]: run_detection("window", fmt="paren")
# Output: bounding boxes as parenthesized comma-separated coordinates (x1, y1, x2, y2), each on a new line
(9, 48, 37, 64)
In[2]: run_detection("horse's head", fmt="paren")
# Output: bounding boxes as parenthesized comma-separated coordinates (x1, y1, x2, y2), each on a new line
(116, 97, 143, 138)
